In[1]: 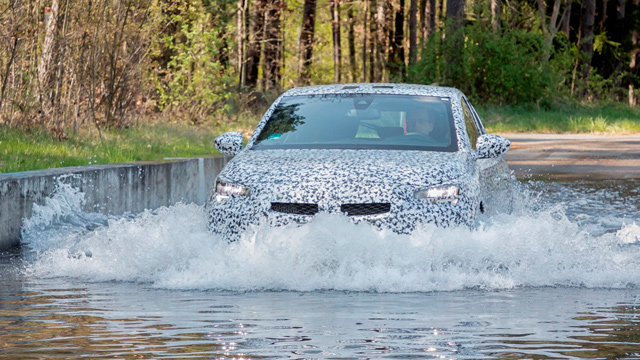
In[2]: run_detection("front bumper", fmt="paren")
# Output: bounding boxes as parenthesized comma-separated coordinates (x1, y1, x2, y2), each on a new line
(206, 189, 477, 242)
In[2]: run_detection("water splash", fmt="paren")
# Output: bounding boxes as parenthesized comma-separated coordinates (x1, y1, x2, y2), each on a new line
(21, 175, 112, 253)
(21, 177, 640, 292)
(617, 223, 640, 244)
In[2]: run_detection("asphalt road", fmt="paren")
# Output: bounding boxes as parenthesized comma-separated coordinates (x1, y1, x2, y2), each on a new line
(500, 133, 640, 180)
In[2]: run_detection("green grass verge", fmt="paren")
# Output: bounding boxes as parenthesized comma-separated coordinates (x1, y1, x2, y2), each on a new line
(479, 103, 640, 133)
(0, 123, 225, 174)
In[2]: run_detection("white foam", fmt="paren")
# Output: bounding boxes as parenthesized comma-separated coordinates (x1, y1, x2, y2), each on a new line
(21, 179, 640, 292)
(617, 223, 640, 244)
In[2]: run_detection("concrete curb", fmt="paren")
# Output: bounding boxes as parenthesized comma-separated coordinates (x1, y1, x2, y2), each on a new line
(0, 157, 230, 250)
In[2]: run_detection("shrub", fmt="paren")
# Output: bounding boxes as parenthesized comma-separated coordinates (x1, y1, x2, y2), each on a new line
(151, 1, 236, 124)
(408, 23, 571, 106)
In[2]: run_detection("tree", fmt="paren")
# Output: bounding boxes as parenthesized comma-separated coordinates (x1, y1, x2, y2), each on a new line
(537, 0, 572, 63)
(0, 0, 22, 116)
(599, 0, 609, 29)
(331, 0, 342, 82)
(367, 0, 377, 82)
(491, 0, 501, 31)
(578, 0, 596, 96)
(347, 5, 358, 81)
(444, 0, 465, 83)
(562, 0, 572, 35)
(379, 0, 393, 81)
(237, 0, 249, 87)
(630, 0, 639, 105)
(3, 0, 639, 135)
(389, 0, 406, 80)
(246, 0, 266, 88)
(362, 0, 368, 81)
(445, 0, 465, 35)
(262, 0, 283, 90)
(298, 0, 317, 85)
(420, 0, 436, 40)
(38, 0, 62, 125)
(409, 0, 418, 65)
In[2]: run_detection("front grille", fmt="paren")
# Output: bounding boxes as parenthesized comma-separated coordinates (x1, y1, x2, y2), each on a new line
(341, 203, 391, 216)
(271, 202, 319, 216)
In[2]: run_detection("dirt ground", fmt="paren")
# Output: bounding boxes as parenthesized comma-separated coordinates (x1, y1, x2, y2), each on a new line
(500, 133, 640, 180)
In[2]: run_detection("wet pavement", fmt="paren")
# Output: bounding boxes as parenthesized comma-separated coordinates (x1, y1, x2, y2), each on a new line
(501, 133, 640, 180)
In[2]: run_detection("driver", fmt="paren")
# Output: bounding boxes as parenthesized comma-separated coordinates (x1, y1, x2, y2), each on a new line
(406, 111, 436, 139)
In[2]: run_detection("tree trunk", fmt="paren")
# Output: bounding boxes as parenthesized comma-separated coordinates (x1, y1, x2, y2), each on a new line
(246, 0, 266, 88)
(611, 0, 626, 95)
(389, 0, 406, 80)
(379, 0, 393, 81)
(104, 0, 131, 128)
(537, 0, 570, 63)
(362, 0, 368, 81)
(0, 36, 19, 116)
(368, 0, 377, 82)
(426, 0, 436, 37)
(409, 0, 418, 66)
(237, 0, 248, 87)
(491, 0, 501, 32)
(562, 0, 572, 35)
(444, 0, 465, 83)
(419, 0, 437, 40)
(630, 26, 639, 106)
(617, 0, 625, 18)
(298, 0, 317, 85)
(579, 0, 596, 97)
(53, 0, 70, 130)
(38, 0, 60, 121)
(445, 0, 465, 32)
(419, 0, 427, 40)
(262, 0, 283, 91)
(331, 0, 342, 82)
(347, 5, 358, 81)
(599, 0, 609, 29)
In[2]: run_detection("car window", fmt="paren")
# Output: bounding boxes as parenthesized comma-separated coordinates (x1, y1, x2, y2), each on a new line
(464, 98, 486, 135)
(252, 94, 459, 152)
(461, 98, 479, 149)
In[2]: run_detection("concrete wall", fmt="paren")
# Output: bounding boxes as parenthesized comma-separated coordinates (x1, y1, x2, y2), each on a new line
(0, 157, 230, 250)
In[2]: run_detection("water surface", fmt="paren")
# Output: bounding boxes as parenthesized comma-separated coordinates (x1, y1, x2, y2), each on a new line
(1, 179, 640, 358)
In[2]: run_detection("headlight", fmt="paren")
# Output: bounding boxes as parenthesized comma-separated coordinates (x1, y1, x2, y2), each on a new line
(215, 179, 250, 201)
(415, 185, 459, 204)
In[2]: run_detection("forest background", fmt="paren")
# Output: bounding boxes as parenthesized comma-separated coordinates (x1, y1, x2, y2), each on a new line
(0, 0, 639, 172)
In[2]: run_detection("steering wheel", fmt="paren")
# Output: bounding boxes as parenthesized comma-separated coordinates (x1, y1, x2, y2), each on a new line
(404, 132, 432, 142)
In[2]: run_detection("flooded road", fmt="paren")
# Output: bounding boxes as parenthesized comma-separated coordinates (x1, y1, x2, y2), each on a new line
(2, 179, 640, 359)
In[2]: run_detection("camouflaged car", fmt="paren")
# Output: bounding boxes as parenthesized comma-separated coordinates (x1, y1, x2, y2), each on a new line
(207, 84, 514, 241)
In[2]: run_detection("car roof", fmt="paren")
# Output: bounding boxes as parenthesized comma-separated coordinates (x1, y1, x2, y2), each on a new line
(280, 83, 464, 98)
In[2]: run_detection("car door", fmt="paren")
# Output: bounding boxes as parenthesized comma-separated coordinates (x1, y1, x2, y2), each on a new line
(461, 97, 512, 215)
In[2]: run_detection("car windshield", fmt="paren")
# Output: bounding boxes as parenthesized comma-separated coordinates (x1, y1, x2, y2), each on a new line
(251, 94, 458, 152)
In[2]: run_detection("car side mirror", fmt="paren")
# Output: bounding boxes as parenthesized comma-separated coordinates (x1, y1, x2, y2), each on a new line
(214, 132, 244, 156)
(476, 134, 510, 159)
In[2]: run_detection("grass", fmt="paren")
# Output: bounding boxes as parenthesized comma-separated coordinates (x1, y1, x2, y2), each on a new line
(0, 122, 232, 174)
(478, 103, 640, 134)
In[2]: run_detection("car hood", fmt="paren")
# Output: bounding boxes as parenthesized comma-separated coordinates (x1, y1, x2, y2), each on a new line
(219, 149, 471, 188)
